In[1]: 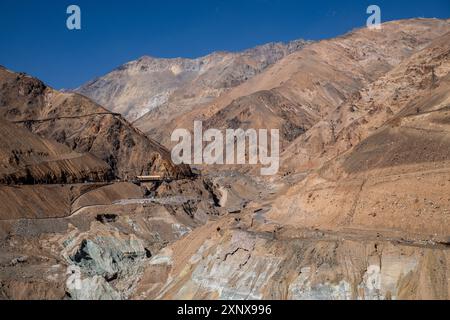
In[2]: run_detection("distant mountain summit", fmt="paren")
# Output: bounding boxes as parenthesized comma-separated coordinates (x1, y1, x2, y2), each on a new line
(75, 40, 311, 122)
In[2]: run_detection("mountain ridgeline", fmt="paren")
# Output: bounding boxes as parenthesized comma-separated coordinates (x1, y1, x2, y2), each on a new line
(1, 18, 450, 300)
(0, 67, 191, 181)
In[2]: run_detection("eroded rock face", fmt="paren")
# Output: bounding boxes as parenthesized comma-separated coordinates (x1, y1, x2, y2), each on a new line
(68, 276, 121, 300)
(0, 172, 222, 300)
(281, 29, 450, 174)
(2, 19, 450, 301)
(134, 223, 449, 300)
(62, 227, 147, 300)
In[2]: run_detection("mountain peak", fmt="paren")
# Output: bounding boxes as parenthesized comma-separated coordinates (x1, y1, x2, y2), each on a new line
(76, 39, 311, 121)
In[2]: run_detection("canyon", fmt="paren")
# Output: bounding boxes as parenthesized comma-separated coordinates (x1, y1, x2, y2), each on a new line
(1, 18, 450, 300)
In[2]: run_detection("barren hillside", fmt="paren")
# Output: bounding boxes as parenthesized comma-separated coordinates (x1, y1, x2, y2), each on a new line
(0, 116, 112, 185)
(76, 40, 309, 123)
(0, 67, 190, 179)
(1, 18, 450, 301)
(144, 18, 450, 147)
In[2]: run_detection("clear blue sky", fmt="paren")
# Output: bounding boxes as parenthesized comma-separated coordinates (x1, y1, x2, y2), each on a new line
(0, 0, 448, 89)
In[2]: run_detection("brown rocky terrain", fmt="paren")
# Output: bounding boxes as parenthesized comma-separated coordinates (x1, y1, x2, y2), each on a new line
(268, 30, 450, 240)
(203, 90, 319, 149)
(0, 67, 222, 299)
(131, 218, 450, 300)
(76, 40, 310, 124)
(0, 66, 190, 179)
(140, 18, 450, 147)
(125, 19, 450, 300)
(0, 117, 111, 185)
(282, 29, 450, 173)
(1, 18, 450, 300)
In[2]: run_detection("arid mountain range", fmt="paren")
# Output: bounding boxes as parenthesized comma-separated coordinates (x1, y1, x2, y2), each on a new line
(76, 40, 309, 122)
(1, 18, 450, 300)
(79, 18, 450, 149)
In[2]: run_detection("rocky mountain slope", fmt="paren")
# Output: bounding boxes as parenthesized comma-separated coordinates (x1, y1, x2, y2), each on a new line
(202, 90, 319, 150)
(0, 116, 111, 185)
(0, 67, 190, 179)
(126, 28, 450, 301)
(77, 40, 309, 121)
(1, 18, 450, 301)
(282, 27, 450, 173)
(0, 68, 222, 299)
(75, 40, 310, 136)
(137, 19, 450, 147)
